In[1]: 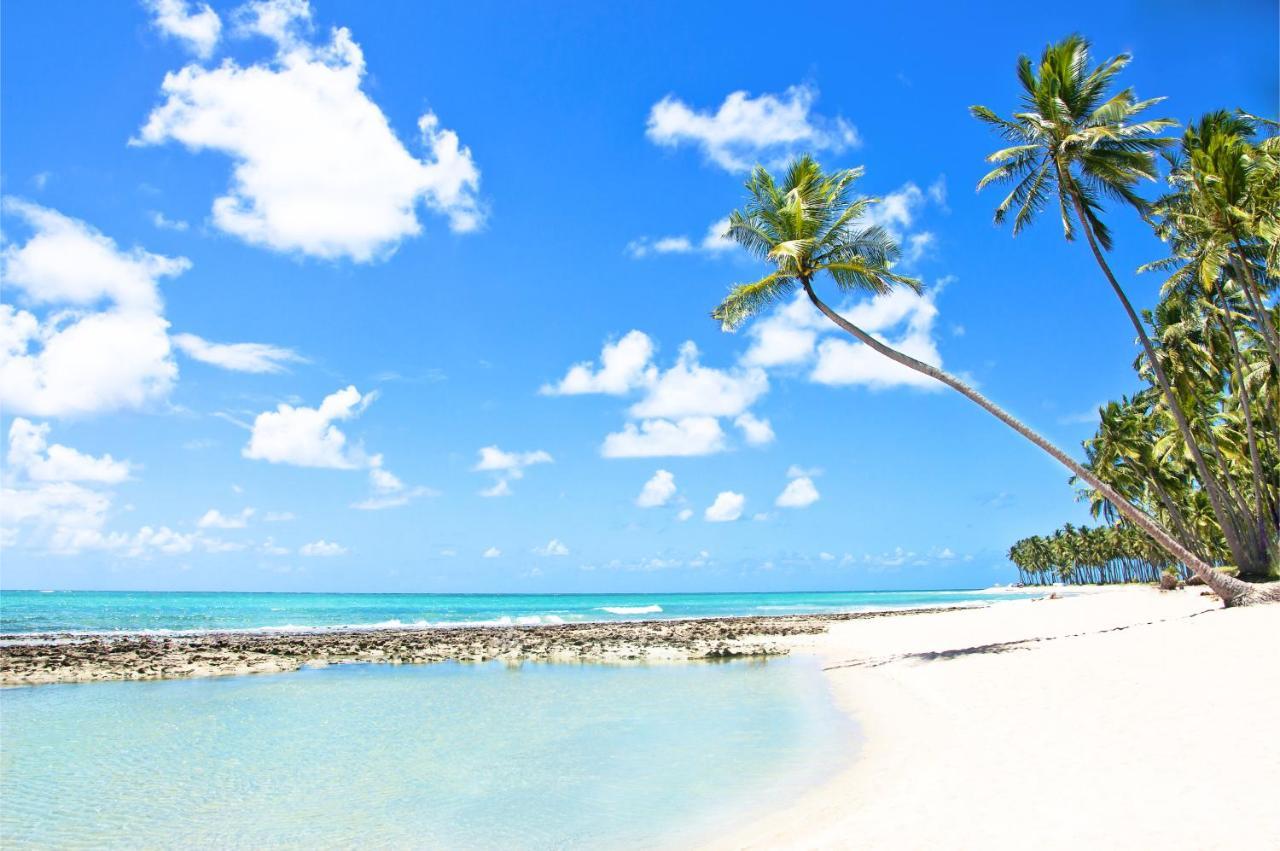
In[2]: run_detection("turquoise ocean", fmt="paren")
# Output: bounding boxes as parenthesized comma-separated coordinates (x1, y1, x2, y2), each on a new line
(0, 589, 1031, 848)
(0, 587, 1037, 635)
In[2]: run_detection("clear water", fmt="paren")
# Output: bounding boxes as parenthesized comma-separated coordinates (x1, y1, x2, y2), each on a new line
(0, 588, 1038, 635)
(0, 659, 852, 849)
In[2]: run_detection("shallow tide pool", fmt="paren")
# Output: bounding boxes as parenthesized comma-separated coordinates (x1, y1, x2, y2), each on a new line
(1, 658, 853, 849)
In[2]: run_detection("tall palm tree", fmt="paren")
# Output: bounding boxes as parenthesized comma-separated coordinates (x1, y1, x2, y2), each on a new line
(711, 155, 1270, 604)
(970, 35, 1268, 579)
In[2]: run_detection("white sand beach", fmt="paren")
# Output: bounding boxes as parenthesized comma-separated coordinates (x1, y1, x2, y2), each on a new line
(713, 587, 1280, 850)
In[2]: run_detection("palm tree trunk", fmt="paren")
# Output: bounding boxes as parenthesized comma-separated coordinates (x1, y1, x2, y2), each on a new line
(1063, 185, 1265, 578)
(800, 278, 1276, 606)
(1211, 304, 1277, 567)
(1228, 238, 1280, 376)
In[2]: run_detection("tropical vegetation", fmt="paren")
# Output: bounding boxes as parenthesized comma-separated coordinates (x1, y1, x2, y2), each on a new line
(1008, 525, 1183, 587)
(711, 35, 1278, 607)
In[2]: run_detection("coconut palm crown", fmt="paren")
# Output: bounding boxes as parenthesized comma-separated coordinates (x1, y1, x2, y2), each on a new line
(712, 156, 920, 330)
(970, 34, 1177, 250)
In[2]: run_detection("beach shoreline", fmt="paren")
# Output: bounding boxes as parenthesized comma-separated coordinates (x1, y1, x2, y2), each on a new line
(711, 585, 1280, 850)
(0, 604, 977, 686)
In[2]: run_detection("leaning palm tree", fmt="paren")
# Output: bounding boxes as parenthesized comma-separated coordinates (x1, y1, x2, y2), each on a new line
(711, 155, 1272, 605)
(970, 35, 1268, 580)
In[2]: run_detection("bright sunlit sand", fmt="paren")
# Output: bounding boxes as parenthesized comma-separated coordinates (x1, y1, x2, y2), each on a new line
(714, 587, 1280, 850)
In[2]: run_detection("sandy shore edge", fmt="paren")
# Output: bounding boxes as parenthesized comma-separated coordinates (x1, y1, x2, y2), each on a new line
(708, 585, 1280, 850)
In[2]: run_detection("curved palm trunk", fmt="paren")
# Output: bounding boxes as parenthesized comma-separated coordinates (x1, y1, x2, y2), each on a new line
(1213, 302, 1278, 570)
(800, 279, 1277, 606)
(1228, 240, 1280, 376)
(1064, 186, 1267, 579)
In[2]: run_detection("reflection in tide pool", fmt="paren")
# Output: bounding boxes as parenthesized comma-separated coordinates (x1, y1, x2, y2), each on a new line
(1, 658, 853, 849)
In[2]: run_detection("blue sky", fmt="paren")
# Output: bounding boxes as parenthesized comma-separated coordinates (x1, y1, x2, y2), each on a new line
(1, 0, 1275, 592)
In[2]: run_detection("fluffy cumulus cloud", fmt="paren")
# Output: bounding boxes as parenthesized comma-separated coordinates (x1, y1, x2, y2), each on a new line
(244, 385, 375, 468)
(540, 330, 655, 396)
(635, 469, 676, 508)
(0, 422, 239, 557)
(743, 289, 945, 391)
(351, 455, 436, 510)
(145, 0, 222, 58)
(547, 332, 772, 458)
(473, 446, 553, 497)
(733, 412, 774, 446)
(1, 200, 301, 417)
(776, 467, 820, 508)
(704, 491, 745, 522)
(0, 200, 186, 417)
(626, 217, 736, 259)
(482, 546, 501, 559)
(172, 333, 305, 374)
(6, 419, 131, 484)
(629, 342, 766, 420)
(809, 288, 944, 391)
(533, 538, 569, 557)
(242, 386, 429, 508)
(602, 417, 725, 458)
(134, 0, 482, 261)
(300, 538, 347, 557)
(646, 85, 858, 172)
(197, 507, 254, 529)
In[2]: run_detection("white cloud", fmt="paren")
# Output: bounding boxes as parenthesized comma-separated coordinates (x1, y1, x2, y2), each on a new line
(626, 217, 739, 260)
(0, 201, 186, 417)
(635, 469, 676, 508)
(602, 417, 725, 458)
(776, 476, 820, 509)
(151, 211, 190, 231)
(263, 510, 295, 522)
(243, 385, 373, 468)
(676, 508, 693, 522)
(474, 446, 554, 473)
(6, 419, 131, 483)
(126, 526, 198, 557)
(541, 330, 655, 396)
(473, 445, 553, 496)
(482, 546, 501, 558)
(741, 294, 825, 368)
(630, 342, 766, 419)
(646, 85, 858, 172)
(733, 412, 774, 446)
(300, 538, 347, 557)
(904, 232, 936, 265)
(135, 1, 482, 260)
(704, 491, 745, 522)
(700, 217, 736, 253)
(0, 481, 116, 555)
(351, 456, 436, 510)
(197, 507, 254, 529)
(145, 0, 222, 59)
(533, 538, 569, 557)
(479, 479, 512, 498)
(743, 289, 945, 392)
(549, 334, 771, 458)
(173, 333, 304, 374)
(261, 537, 290, 555)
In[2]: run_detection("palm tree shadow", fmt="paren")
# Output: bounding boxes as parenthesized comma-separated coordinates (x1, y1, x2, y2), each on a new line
(823, 607, 1218, 671)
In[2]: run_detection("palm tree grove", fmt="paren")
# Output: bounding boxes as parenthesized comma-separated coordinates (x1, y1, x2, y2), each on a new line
(714, 35, 1278, 607)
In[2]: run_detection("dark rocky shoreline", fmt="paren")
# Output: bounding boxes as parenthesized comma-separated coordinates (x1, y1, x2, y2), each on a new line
(0, 606, 980, 686)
